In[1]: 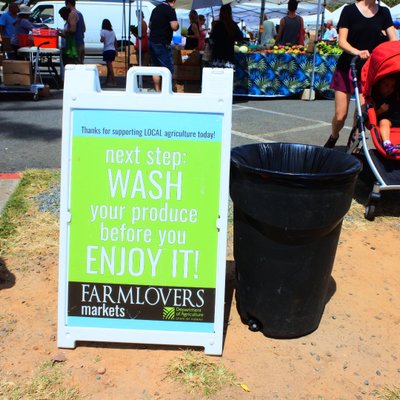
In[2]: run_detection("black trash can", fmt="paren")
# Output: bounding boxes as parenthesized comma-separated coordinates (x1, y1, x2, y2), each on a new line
(230, 143, 362, 339)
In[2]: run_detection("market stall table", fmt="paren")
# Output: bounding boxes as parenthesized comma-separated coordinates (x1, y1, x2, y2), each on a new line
(234, 52, 339, 98)
(17, 46, 62, 89)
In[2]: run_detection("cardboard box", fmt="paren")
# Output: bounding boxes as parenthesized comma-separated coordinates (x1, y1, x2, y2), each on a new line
(173, 49, 201, 66)
(129, 53, 138, 65)
(3, 73, 32, 86)
(113, 61, 127, 69)
(114, 66, 127, 77)
(2, 60, 32, 75)
(306, 30, 316, 53)
(124, 51, 138, 65)
(115, 53, 126, 63)
(120, 45, 136, 54)
(114, 52, 137, 65)
(173, 65, 201, 81)
(96, 64, 107, 77)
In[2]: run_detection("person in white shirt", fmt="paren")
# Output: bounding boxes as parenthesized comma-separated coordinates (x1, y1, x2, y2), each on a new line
(100, 18, 117, 86)
(322, 20, 338, 41)
(261, 14, 276, 45)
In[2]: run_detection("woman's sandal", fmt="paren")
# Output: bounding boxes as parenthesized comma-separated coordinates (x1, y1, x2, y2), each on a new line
(324, 135, 338, 148)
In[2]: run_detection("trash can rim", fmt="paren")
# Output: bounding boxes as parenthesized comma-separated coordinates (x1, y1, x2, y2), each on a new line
(231, 143, 362, 180)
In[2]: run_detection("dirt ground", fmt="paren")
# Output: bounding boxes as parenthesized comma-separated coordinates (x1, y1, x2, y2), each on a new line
(1, 179, 400, 399)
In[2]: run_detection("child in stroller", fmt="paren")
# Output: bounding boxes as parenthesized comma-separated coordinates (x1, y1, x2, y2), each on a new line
(372, 73, 400, 156)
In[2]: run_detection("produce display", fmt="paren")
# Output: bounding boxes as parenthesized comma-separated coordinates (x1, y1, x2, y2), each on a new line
(233, 41, 343, 55)
(315, 41, 343, 55)
(234, 43, 307, 54)
(267, 44, 307, 54)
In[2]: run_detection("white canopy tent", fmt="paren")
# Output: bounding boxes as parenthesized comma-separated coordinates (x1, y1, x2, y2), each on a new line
(391, 3, 400, 19)
(176, 0, 399, 99)
(191, 2, 326, 26)
(329, 3, 346, 25)
(189, 0, 336, 98)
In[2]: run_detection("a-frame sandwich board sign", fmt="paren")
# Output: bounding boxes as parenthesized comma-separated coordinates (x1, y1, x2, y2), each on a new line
(58, 65, 233, 355)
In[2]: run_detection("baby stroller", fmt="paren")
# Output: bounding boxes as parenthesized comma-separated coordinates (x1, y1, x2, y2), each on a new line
(347, 41, 400, 221)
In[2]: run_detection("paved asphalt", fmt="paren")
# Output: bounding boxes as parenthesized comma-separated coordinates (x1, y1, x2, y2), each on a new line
(0, 86, 357, 173)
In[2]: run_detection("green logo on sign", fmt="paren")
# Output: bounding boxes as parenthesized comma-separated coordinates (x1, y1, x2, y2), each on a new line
(163, 307, 175, 320)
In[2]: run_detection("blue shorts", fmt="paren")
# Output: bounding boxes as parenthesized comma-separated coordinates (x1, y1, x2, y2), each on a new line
(149, 42, 173, 74)
(103, 50, 116, 62)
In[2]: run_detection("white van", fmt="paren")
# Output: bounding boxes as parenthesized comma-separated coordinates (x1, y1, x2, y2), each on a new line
(30, 1, 155, 55)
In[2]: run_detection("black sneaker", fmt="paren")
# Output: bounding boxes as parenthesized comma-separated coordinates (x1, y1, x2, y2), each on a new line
(324, 135, 338, 148)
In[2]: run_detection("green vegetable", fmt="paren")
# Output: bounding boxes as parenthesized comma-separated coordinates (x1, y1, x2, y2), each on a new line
(316, 41, 343, 55)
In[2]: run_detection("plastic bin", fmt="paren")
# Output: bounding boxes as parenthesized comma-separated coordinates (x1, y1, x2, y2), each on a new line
(172, 36, 182, 45)
(230, 143, 362, 338)
(17, 34, 33, 47)
(32, 28, 58, 48)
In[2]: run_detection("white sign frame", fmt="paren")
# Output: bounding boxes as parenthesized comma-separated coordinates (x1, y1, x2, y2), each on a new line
(58, 65, 233, 355)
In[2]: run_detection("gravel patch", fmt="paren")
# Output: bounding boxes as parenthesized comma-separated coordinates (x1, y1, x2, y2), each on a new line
(35, 186, 60, 216)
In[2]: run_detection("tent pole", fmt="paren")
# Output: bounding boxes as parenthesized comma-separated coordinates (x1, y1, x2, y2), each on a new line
(309, 0, 322, 100)
(258, 0, 265, 45)
(119, 0, 126, 58)
(320, 0, 326, 38)
(136, 1, 142, 68)
(127, 0, 132, 72)
(135, 0, 143, 88)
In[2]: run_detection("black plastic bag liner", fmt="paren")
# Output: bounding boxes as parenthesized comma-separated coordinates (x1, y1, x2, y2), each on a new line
(230, 143, 362, 339)
(231, 142, 363, 184)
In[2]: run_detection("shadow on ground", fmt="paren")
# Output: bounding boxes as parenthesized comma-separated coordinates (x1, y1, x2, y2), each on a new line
(0, 257, 16, 291)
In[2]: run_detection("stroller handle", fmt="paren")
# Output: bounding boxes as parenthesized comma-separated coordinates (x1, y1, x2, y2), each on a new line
(350, 55, 360, 82)
(350, 55, 359, 68)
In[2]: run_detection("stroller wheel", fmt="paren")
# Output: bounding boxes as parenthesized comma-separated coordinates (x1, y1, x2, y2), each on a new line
(365, 192, 380, 221)
(365, 204, 376, 221)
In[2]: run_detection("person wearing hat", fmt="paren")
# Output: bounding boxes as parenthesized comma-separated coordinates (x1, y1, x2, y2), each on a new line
(10, 5, 35, 54)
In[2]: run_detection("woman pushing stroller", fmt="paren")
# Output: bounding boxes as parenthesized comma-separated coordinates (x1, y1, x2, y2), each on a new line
(324, 0, 398, 149)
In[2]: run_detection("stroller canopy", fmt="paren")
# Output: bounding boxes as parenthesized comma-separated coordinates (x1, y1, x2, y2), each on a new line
(361, 41, 400, 99)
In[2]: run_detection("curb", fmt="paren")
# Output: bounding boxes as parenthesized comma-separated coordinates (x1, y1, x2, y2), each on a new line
(0, 172, 22, 215)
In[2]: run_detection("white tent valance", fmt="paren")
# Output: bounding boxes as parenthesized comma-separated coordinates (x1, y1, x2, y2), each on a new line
(391, 3, 400, 19)
(187, 2, 326, 27)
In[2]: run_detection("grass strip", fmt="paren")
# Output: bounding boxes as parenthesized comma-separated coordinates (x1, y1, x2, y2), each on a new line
(167, 350, 236, 397)
(0, 361, 79, 400)
(0, 169, 60, 254)
(378, 386, 400, 400)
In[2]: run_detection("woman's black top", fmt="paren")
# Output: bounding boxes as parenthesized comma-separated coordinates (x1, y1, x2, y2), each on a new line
(184, 23, 199, 50)
(210, 20, 242, 64)
(336, 4, 393, 71)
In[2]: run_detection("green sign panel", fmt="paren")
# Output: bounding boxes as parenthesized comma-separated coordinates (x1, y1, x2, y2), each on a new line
(66, 109, 224, 333)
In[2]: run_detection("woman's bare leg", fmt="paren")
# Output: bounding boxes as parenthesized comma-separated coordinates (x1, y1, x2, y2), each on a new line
(331, 90, 351, 139)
